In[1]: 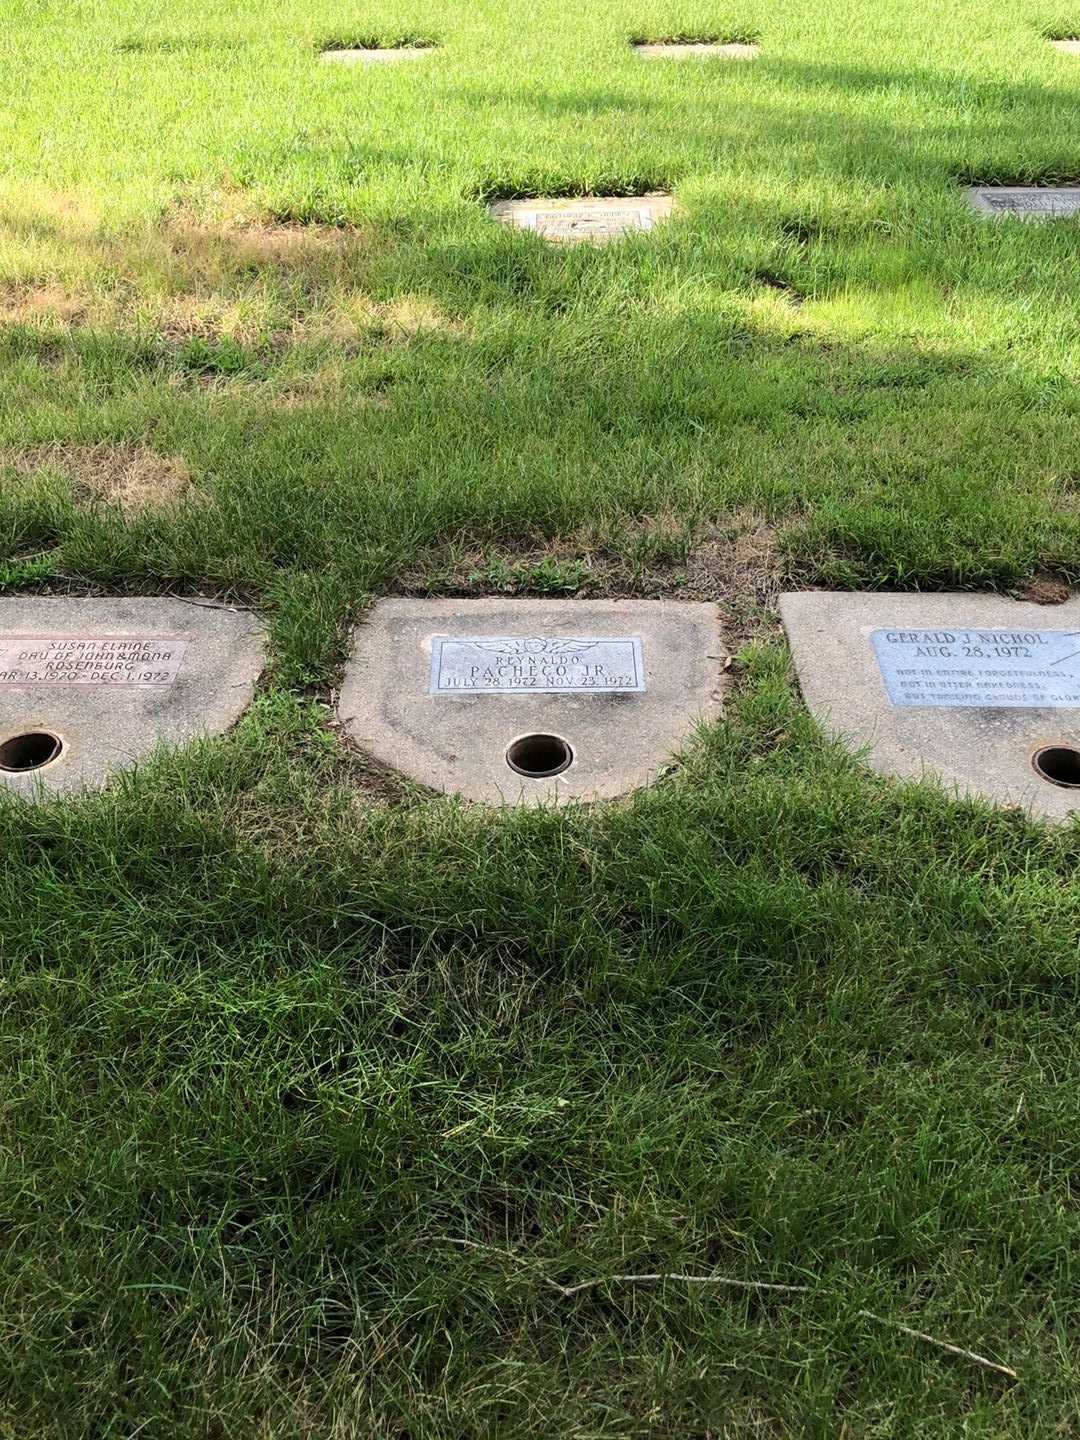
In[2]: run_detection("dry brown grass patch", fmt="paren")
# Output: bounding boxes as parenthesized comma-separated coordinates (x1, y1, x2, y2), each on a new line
(156, 216, 366, 277)
(268, 368, 393, 411)
(0, 187, 413, 370)
(374, 297, 465, 339)
(146, 196, 386, 295)
(5, 443, 198, 514)
(398, 511, 788, 645)
(0, 283, 88, 325)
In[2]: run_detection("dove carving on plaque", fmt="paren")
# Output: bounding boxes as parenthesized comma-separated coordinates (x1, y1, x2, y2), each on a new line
(468, 638, 600, 658)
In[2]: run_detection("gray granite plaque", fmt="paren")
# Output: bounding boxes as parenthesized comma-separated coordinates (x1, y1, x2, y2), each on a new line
(875, 624, 1080, 708)
(633, 41, 760, 57)
(780, 592, 1080, 821)
(521, 209, 654, 238)
(488, 196, 674, 245)
(0, 634, 188, 686)
(320, 46, 430, 64)
(430, 635, 645, 694)
(966, 186, 1080, 219)
(873, 627, 1080, 707)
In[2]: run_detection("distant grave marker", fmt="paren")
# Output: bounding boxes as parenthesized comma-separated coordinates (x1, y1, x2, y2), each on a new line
(338, 598, 727, 804)
(320, 45, 431, 64)
(781, 591, 1080, 820)
(0, 598, 265, 796)
(633, 41, 760, 58)
(488, 195, 674, 245)
(966, 186, 1080, 219)
(1050, 38, 1080, 53)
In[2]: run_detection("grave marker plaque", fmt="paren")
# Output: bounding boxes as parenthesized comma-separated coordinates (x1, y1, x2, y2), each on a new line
(521, 209, 653, 240)
(780, 592, 1080, 821)
(339, 599, 727, 805)
(966, 186, 1080, 219)
(488, 196, 674, 245)
(320, 46, 429, 64)
(0, 598, 265, 796)
(0, 635, 188, 687)
(431, 636, 645, 694)
(872, 628, 1080, 707)
(633, 41, 760, 57)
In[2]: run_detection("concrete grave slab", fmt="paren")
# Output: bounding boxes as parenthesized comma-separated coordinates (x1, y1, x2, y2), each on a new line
(1050, 38, 1080, 53)
(320, 46, 431, 64)
(0, 597, 265, 797)
(781, 590, 1080, 821)
(633, 41, 760, 58)
(488, 195, 674, 245)
(338, 598, 728, 805)
(966, 186, 1080, 219)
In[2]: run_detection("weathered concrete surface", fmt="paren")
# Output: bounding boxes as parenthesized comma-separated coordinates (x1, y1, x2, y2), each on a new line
(1050, 38, 1080, 53)
(633, 41, 760, 58)
(781, 591, 1080, 821)
(488, 195, 674, 244)
(966, 186, 1080, 219)
(0, 598, 265, 797)
(339, 598, 728, 805)
(320, 46, 431, 64)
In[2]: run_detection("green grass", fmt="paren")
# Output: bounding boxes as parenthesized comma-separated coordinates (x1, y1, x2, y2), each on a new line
(2, 0, 1080, 1432)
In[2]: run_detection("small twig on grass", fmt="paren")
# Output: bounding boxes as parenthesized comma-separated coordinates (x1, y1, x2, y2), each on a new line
(431, 1237, 1019, 1381)
(432, 1235, 571, 1295)
(557, 1272, 813, 1299)
(858, 1310, 1018, 1381)
(432, 1236, 810, 1299)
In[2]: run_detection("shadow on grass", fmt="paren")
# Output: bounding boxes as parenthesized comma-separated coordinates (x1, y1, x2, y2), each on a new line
(3, 55, 1080, 676)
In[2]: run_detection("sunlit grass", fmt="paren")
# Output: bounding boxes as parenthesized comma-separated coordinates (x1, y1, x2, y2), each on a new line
(2, 0, 1080, 1433)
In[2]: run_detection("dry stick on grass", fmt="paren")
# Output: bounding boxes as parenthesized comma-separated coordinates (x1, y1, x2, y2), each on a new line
(557, 1271, 813, 1299)
(436, 1236, 811, 1297)
(858, 1310, 1019, 1381)
(432, 1238, 1018, 1381)
(433, 1235, 574, 1296)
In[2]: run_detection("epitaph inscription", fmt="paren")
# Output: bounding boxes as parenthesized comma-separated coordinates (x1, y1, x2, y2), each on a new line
(873, 628, 1080, 707)
(320, 46, 429, 64)
(633, 41, 760, 57)
(431, 636, 645, 694)
(520, 209, 654, 239)
(983, 193, 1080, 214)
(0, 635, 189, 686)
(967, 187, 1080, 218)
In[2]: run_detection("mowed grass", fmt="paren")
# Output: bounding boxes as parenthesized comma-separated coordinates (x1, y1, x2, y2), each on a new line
(3, 0, 1080, 1433)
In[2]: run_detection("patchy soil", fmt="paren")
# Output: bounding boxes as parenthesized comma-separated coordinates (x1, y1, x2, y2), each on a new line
(397, 511, 788, 648)
(1013, 571, 1073, 604)
(4, 442, 198, 514)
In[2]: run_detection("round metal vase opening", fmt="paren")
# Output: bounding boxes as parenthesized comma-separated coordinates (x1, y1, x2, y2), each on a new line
(0, 731, 64, 773)
(505, 733, 574, 779)
(1031, 745, 1080, 789)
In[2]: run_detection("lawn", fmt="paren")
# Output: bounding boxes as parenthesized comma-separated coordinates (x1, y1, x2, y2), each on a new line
(2, 0, 1080, 1432)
